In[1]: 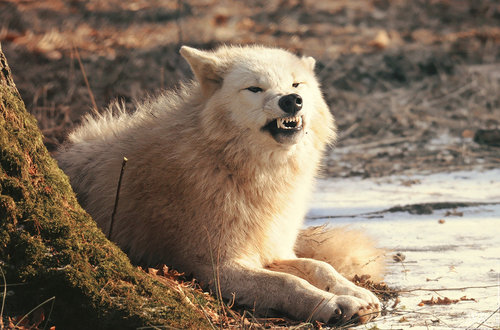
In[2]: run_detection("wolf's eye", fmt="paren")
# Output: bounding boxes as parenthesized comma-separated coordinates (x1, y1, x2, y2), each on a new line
(246, 86, 263, 93)
(292, 82, 300, 88)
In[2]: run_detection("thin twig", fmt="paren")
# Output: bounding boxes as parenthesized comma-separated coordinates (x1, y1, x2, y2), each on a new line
(176, 0, 183, 47)
(14, 296, 55, 329)
(241, 310, 262, 328)
(0, 267, 6, 329)
(470, 306, 500, 329)
(108, 157, 128, 240)
(43, 295, 56, 330)
(0, 283, 28, 287)
(73, 45, 98, 114)
(203, 226, 227, 328)
(399, 284, 499, 293)
(338, 122, 359, 141)
(306, 297, 327, 324)
(191, 295, 217, 330)
(338, 135, 422, 151)
(215, 232, 229, 327)
(136, 326, 164, 330)
(424, 80, 475, 107)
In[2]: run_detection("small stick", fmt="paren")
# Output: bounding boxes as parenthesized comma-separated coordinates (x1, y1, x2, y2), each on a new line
(108, 157, 128, 240)
(0, 267, 6, 330)
(176, 0, 183, 47)
(73, 45, 98, 115)
(14, 296, 55, 329)
(400, 284, 499, 293)
(473, 306, 499, 329)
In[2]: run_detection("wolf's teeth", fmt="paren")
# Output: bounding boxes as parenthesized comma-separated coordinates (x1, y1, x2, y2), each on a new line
(275, 116, 303, 130)
(277, 118, 284, 129)
(278, 118, 287, 129)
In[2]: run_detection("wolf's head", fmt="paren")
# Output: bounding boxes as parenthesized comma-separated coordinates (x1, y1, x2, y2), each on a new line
(180, 45, 334, 149)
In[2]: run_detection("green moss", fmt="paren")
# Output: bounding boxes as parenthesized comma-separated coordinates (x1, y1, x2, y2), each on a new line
(1, 50, 209, 328)
(0, 176, 26, 202)
(0, 149, 23, 177)
(0, 194, 17, 220)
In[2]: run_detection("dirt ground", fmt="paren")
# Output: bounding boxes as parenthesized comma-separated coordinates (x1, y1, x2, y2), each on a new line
(1, 0, 499, 178)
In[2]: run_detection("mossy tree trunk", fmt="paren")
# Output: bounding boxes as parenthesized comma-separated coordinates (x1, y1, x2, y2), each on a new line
(0, 44, 208, 329)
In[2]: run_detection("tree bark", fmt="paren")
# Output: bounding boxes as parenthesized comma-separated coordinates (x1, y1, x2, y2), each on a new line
(0, 43, 208, 329)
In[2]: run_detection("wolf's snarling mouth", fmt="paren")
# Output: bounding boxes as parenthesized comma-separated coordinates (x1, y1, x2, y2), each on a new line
(276, 116, 303, 130)
(262, 115, 305, 144)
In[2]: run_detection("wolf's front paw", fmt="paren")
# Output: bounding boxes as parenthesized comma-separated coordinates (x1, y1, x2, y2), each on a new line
(315, 295, 379, 325)
(348, 286, 381, 317)
(327, 281, 381, 318)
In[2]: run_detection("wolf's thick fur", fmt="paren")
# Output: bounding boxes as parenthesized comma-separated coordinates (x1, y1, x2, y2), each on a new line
(57, 45, 381, 324)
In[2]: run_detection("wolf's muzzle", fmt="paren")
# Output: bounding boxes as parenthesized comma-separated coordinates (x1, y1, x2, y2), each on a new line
(279, 93, 303, 115)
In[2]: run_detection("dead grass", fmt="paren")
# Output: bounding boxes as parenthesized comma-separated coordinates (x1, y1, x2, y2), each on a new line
(1, 0, 498, 173)
(324, 59, 500, 177)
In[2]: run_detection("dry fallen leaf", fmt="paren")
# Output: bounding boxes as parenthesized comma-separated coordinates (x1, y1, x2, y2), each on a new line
(371, 30, 390, 49)
(352, 274, 399, 301)
(418, 296, 476, 306)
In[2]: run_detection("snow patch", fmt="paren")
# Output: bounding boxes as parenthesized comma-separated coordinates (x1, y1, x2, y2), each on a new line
(307, 169, 500, 329)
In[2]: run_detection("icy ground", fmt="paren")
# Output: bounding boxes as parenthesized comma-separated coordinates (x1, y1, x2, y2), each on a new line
(307, 169, 500, 329)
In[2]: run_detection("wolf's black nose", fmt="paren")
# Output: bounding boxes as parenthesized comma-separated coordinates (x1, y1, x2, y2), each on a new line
(279, 93, 303, 114)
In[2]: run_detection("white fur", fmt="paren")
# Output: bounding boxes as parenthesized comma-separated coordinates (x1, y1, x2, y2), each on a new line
(57, 45, 381, 325)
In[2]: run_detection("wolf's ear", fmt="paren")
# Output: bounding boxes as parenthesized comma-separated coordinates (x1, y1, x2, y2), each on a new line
(180, 46, 223, 96)
(301, 56, 316, 72)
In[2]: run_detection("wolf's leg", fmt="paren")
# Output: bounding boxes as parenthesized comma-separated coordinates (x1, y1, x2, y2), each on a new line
(266, 258, 380, 322)
(201, 262, 376, 325)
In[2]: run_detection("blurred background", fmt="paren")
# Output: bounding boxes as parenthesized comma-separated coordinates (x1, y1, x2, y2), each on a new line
(1, 0, 499, 177)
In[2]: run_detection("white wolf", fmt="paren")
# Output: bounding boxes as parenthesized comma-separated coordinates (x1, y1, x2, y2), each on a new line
(57, 45, 382, 325)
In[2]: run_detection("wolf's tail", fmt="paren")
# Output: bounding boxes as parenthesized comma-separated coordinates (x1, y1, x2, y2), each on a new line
(295, 225, 386, 281)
